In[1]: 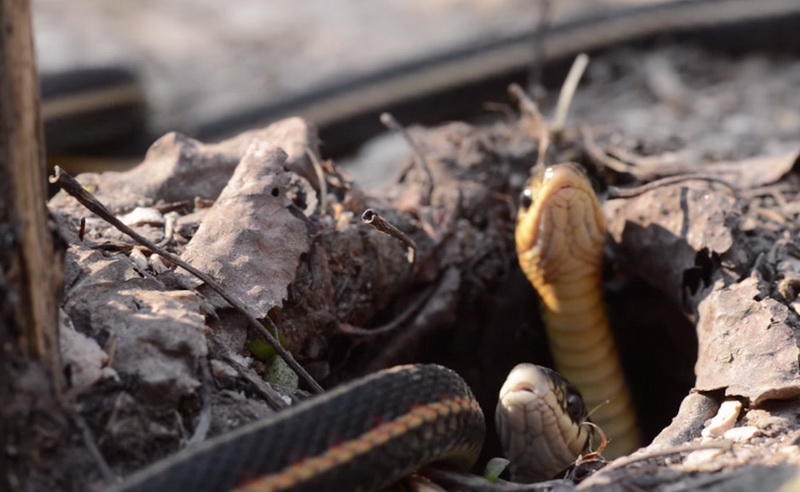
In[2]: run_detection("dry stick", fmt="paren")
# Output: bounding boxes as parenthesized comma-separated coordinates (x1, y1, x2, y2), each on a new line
(607, 174, 736, 199)
(338, 284, 434, 336)
(211, 335, 288, 410)
(49, 166, 324, 395)
(580, 126, 636, 174)
(424, 468, 566, 492)
(552, 53, 590, 135)
(361, 208, 417, 264)
(380, 112, 434, 204)
(186, 360, 212, 446)
(304, 147, 328, 214)
(508, 83, 550, 168)
(72, 411, 118, 483)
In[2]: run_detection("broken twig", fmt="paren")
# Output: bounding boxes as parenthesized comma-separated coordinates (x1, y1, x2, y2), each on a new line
(607, 174, 736, 199)
(381, 112, 434, 203)
(580, 126, 635, 174)
(338, 285, 433, 336)
(305, 147, 328, 214)
(72, 410, 118, 484)
(424, 468, 569, 491)
(187, 360, 212, 446)
(49, 166, 324, 394)
(552, 53, 589, 135)
(361, 208, 417, 264)
(509, 83, 550, 168)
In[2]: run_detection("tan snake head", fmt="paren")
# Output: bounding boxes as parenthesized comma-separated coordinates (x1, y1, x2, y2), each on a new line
(515, 163, 606, 299)
(496, 363, 591, 482)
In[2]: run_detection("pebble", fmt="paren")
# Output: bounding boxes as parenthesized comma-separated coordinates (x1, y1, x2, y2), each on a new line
(722, 426, 760, 442)
(702, 399, 743, 438)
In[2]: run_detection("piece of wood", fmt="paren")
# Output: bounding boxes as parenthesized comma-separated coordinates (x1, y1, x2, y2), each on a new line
(0, 0, 61, 379)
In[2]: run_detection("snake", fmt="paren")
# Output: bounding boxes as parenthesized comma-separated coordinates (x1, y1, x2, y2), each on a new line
(508, 163, 641, 466)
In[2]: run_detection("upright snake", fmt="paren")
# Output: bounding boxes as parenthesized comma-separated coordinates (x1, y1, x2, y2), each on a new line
(499, 163, 641, 481)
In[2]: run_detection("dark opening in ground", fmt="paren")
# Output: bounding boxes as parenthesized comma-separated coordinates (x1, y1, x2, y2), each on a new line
(411, 263, 698, 467)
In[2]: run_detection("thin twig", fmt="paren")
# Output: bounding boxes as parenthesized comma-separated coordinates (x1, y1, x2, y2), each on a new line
(361, 208, 417, 264)
(607, 174, 736, 199)
(49, 166, 323, 394)
(580, 126, 635, 174)
(156, 212, 177, 248)
(508, 83, 550, 168)
(211, 336, 289, 410)
(304, 147, 328, 214)
(580, 420, 609, 457)
(552, 53, 590, 134)
(483, 102, 517, 120)
(187, 359, 212, 446)
(338, 285, 434, 336)
(380, 112, 434, 204)
(71, 410, 119, 484)
(424, 468, 571, 491)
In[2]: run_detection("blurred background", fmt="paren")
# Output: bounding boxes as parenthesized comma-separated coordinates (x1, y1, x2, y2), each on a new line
(34, 1, 663, 133)
(33, 0, 800, 181)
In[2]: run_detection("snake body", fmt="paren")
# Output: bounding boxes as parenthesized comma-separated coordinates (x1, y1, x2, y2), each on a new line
(113, 365, 485, 492)
(513, 164, 640, 460)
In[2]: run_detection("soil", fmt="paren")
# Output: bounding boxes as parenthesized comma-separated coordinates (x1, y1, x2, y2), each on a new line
(14, 39, 800, 492)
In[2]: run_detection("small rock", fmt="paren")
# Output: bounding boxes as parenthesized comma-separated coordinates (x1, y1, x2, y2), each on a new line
(722, 426, 760, 442)
(265, 356, 299, 390)
(702, 399, 742, 438)
(59, 310, 117, 392)
(129, 246, 149, 271)
(210, 359, 238, 384)
(119, 207, 164, 227)
(148, 254, 170, 274)
(683, 448, 724, 467)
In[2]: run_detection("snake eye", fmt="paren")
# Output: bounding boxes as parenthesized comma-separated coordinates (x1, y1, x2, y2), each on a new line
(519, 188, 533, 209)
(565, 389, 587, 423)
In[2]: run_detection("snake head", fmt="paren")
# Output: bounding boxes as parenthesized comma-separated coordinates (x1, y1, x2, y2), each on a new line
(515, 163, 605, 286)
(496, 363, 591, 482)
